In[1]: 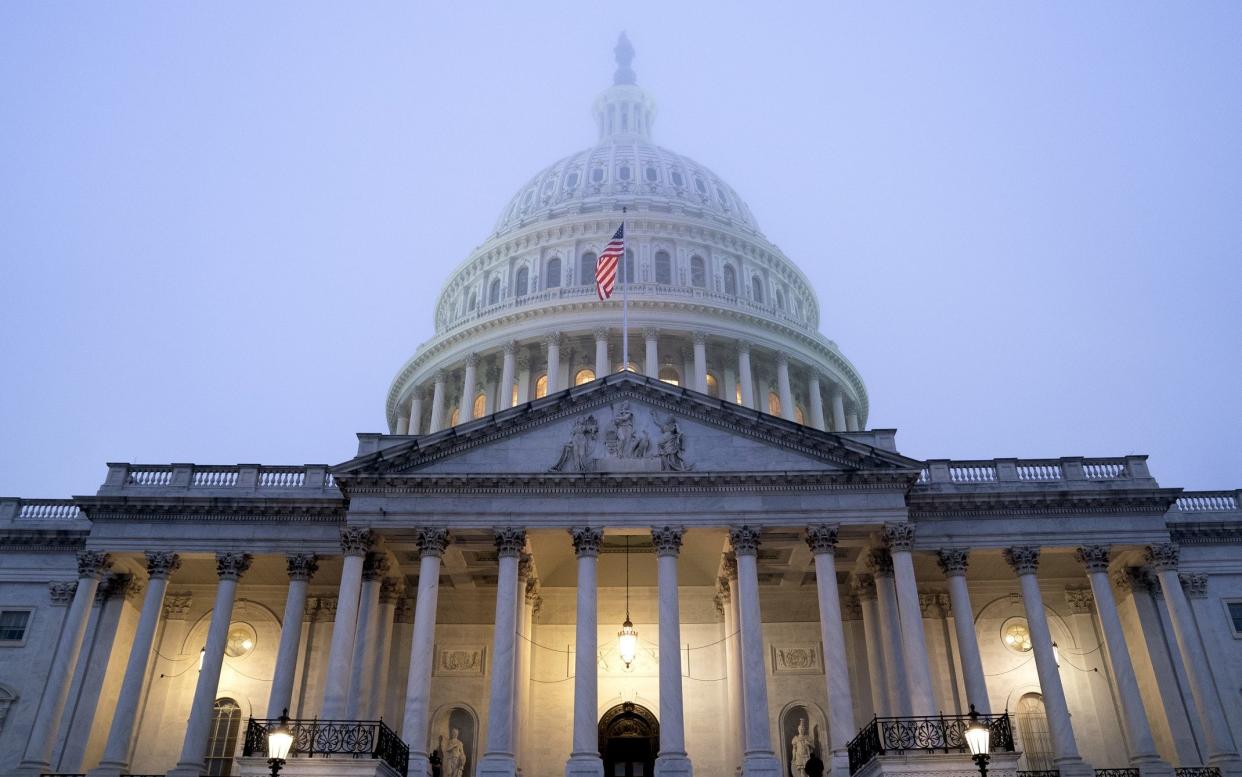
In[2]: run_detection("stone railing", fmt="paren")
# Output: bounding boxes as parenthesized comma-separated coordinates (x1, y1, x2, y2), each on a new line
(100, 463, 339, 495)
(1174, 492, 1240, 513)
(243, 716, 408, 777)
(916, 456, 1151, 488)
(437, 281, 814, 338)
(847, 713, 1015, 774)
(12, 499, 84, 521)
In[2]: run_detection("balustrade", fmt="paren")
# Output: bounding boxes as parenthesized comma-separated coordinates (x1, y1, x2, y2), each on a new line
(17, 500, 82, 520)
(847, 713, 1015, 774)
(1175, 493, 1239, 512)
(242, 717, 409, 777)
(106, 463, 336, 493)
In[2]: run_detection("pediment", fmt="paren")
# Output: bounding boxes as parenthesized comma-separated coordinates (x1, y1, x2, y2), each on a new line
(334, 374, 921, 483)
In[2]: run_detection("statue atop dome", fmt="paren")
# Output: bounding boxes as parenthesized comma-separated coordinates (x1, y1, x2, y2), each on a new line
(613, 31, 636, 85)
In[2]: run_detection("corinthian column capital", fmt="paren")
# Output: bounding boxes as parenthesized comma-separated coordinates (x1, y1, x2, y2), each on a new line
(145, 551, 182, 580)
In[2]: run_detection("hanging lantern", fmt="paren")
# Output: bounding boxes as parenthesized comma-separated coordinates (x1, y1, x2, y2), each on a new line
(617, 536, 638, 669)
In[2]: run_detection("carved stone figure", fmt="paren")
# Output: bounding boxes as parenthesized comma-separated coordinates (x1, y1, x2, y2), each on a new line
(790, 717, 813, 777)
(653, 412, 692, 471)
(611, 401, 649, 459)
(551, 414, 600, 472)
(441, 727, 466, 777)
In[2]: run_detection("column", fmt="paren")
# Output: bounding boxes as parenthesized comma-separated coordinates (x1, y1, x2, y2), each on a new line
(369, 578, 401, 721)
(1076, 546, 1172, 776)
(806, 526, 854, 777)
(167, 553, 252, 777)
(480, 528, 526, 777)
(1147, 543, 1242, 775)
(775, 353, 794, 421)
(644, 327, 659, 377)
(516, 574, 539, 769)
(404, 528, 450, 777)
(808, 374, 826, 431)
(461, 352, 479, 422)
(692, 332, 708, 394)
(565, 527, 605, 777)
(513, 555, 532, 766)
(410, 392, 425, 434)
(17, 551, 112, 777)
(851, 575, 889, 717)
(865, 549, 910, 717)
(517, 353, 532, 404)
(830, 389, 847, 433)
(652, 527, 694, 777)
(1004, 547, 1093, 777)
(396, 409, 411, 435)
(90, 555, 176, 777)
(545, 333, 562, 393)
(501, 341, 517, 408)
(845, 409, 859, 432)
(265, 553, 318, 717)
(723, 556, 748, 772)
(429, 370, 448, 432)
(347, 552, 389, 719)
(737, 340, 755, 409)
(729, 526, 781, 777)
(885, 524, 936, 715)
(719, 575, 742, 772)
(321, 527, 372, 718)
(594, 328, 610, 377)
(937, 549, 990, 714)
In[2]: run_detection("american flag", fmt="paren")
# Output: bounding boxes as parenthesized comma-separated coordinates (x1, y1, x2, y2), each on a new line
(595, 223, 624, 300)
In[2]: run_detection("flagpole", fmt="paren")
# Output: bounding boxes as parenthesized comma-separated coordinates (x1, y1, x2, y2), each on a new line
(621, 206, 629, 372)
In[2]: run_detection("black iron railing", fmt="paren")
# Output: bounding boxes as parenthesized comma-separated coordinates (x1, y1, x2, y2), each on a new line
(1017, 771, 1061, 777)
(1176, 769, 1223, 777)
(242, 717, 409, 777)
(1095, 770, 1139, 777)
(847, 713, 1016, 774)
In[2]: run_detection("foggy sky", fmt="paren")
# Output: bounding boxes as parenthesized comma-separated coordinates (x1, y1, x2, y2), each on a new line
(2, 2, 1240, 498)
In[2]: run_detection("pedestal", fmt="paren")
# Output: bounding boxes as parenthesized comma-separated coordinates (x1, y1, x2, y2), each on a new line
(479, 753, 518, 777)
(565, 752, 605, 777)
(234, 755, 402, 777)
(655, 752, 694, 777)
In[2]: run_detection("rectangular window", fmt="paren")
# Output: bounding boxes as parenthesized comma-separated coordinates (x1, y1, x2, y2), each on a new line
(1226, 601, 1242, 637)
(0, 610, 31, 643)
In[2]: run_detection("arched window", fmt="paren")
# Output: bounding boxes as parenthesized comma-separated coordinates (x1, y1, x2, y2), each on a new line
(449, 406, 460, 426)
(580, 252, 597, 287)
(690, 255, 706, 288)
(794, 404, 806, 425)
(776, 289, 786, 311)
(705, 373, 719, 397)
(511, 382, 519, 407)
(545, 257, 562, 289)
(735, 383, 744, 404)
(623, 249, 635, 283)
(488, 278, 501, 306)
(205, 698, 242, 776)
(767, 391, 781, 416)
(472, 392, 486, 418)
(659, 366, 680, 386)
(615, 361, 640, 373)
(723, 264, 738, 296)
(467, 291, 477, 312)
(1016, 694, 1054, 772)
(575, 368, 596, 386)
(752, 275, 765, 303)
(514, 267, 529, 298)
(535, 374, 548, 399)
(654, 251, 672, 285)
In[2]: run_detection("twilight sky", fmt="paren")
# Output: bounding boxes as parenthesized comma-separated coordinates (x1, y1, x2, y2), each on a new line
(1, 2, 1240, 497)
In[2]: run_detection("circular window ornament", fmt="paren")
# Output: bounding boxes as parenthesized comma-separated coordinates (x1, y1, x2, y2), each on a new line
(1002, 618, 1033, 653)
(225, 622, 257, 658)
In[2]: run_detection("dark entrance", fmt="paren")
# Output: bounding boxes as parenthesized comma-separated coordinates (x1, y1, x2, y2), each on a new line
(598, 701, 659, 777)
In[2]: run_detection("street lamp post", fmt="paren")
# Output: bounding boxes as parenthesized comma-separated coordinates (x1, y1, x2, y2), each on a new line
(965, 704, 991, 777)
(267, 708, 294, 777)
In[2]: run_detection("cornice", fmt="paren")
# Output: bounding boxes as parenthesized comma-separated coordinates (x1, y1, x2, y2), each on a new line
(80, 497, 347, 524)
(908, 488, 1181, 519)
(0, 528, 89, 552)
(1168, 520, 1242, 546)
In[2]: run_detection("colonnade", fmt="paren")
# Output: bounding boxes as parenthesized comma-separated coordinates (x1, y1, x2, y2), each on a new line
(393, 328, 863, 436)
(18, 532, 1242, 777)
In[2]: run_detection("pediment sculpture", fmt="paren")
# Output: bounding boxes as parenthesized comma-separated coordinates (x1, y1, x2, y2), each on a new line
(550, 401, 693, 473)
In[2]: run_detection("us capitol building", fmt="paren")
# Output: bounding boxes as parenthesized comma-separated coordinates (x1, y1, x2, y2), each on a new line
(3, 35, 1241, 777)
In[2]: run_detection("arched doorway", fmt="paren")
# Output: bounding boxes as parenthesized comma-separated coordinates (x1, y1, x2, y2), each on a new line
(598, 702, 659, 777)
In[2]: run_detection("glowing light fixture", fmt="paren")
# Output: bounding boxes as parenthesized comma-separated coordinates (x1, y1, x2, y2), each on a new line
(198, 647, 205, 671)
(965, 704, 991, 777)
(1052, 641, 1061, 668)
(617, 536, 638, 669)
(267, 708, 294, 777)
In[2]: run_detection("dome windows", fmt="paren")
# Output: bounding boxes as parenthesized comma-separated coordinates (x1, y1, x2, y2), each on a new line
(545, 257, 562, 289)
(565, 171, 580, 191)
(644, 165, 658, 183)
(752, 275, 765, 304)
(534, 374, 548, 399)
(776, 288, 786, 311)
(473, 392, 487, 418)
(592, 166, 606, 184)
(575, 368, 596, 386)
(488, 278, 501, 306)
(467, 291, 477, 312)
(514, 267, 530, 298)
(670, 170, 685, 187)
(658, 366, 680, 386)
(705, 373, 719, 398)
(767, 391, 782, 417)
(618, 163, 632, 182)
(623, 249, 635, 283)
(690, 255, 706, 288)
(654, 251, 672, 285)
(580, 252, 597, 287)
(723, 264, 738, 296)
(795, 404, 806, 425)
(694, 177, 707, 195)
